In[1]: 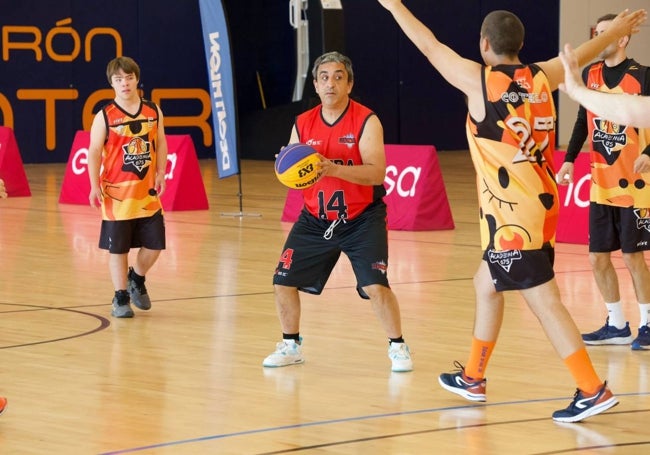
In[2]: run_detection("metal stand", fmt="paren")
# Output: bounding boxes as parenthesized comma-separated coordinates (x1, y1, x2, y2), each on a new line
(219, 172, 262, 218)
(290, 0, 310, 102)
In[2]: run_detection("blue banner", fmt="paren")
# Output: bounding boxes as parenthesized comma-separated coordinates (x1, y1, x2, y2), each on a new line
(198, 0, 239, 178)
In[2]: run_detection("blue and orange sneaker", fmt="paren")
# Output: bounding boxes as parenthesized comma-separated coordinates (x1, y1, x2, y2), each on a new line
(552, 382, 618, 423)
(438, 361, 486, 402)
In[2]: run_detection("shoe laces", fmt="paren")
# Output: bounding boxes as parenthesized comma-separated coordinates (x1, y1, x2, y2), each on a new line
(450, 360, 481, 383)
(389, 343, 410, 360)
(591, 318, 616, 335)
(451, 360, 466, 374)
(569, 381, 606, 407)
(131, 279, 148, 295)
(275, 339, 299, 354)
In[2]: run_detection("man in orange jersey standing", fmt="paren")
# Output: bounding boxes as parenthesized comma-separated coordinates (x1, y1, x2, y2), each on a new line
(557, 14, 650, 350)
(87, 56, 168, 318)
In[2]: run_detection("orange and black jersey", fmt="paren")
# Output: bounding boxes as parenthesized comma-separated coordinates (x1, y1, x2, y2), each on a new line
(99, 99, 163, 221)
(467, 64, 558, 252)
(566, 59, 650, 208)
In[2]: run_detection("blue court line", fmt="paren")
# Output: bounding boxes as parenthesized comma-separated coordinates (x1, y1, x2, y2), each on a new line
(99, 391, 650, 454)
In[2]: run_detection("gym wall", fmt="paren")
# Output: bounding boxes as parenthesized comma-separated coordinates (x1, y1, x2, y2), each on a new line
(0, 0, 561, 164)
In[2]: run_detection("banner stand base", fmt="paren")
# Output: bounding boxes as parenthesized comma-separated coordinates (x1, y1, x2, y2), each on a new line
(220, 211, 262, 218)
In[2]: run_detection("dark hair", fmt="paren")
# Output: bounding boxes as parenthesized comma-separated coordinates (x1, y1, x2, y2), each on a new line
(596, 13, 617, 23)
(481, 10, 524, 57)
(106, 56, 141, 84)
(311, 51, 354, 82)
(595, 13, 630, 42)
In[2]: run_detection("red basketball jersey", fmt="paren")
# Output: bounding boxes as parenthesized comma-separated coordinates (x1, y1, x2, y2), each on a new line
(295, 100, 386, 221)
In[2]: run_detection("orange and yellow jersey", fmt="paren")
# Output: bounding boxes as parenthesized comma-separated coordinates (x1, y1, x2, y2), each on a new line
(295, 99, 386, 221)
(100, 99, 163, 221)
(585, 60, 650, 207)
(467, 64, 557, 252)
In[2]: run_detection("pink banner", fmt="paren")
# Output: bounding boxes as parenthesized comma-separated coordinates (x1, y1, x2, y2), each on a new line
(555, 150, 590, 244)
(59, 132, 209, 211)
(282, 144, 454, 231)
(0, 126, 31, 197)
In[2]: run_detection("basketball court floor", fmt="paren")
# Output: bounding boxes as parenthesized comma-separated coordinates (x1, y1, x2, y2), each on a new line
(1, 151, 649, 453)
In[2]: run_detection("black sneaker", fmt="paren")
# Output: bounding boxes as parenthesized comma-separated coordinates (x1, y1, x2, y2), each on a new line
(111, 296, 134, 318)
(552, 382, 618, 423)
(127, 267, 152, 310)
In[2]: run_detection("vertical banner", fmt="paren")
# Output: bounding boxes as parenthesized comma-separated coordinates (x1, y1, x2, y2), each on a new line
(554, 150, 590, 244)
(198, 0, 239, 178)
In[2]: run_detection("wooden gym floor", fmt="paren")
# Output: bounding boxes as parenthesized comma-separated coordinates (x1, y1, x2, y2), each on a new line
(1, 150, 649, 454)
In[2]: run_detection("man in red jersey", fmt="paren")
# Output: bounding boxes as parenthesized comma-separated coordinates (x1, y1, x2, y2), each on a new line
(378, 0, 645, 422)
(264, 51, 413, 373)
(87, 57, 168, 318)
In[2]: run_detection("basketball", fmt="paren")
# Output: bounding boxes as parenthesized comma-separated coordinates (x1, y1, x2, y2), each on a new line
(274, 143, 322, 189)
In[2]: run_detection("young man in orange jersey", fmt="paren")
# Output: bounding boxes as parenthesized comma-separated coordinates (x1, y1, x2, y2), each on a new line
(377, 0, 646, 422)
(87, 56, 168, 318)
(263, 51, 413, 373)
(556, 14, 650, 350)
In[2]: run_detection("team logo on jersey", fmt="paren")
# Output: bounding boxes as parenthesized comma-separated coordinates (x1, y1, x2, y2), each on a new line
(487, 249, 522, 272)
(122, 137, 152, 173)
(592, 118, 627, 161)
(338, 133, 356, 148)
(371, 260, 387, 275)
(634, 208, 650, 232)
(306, 138, 323, 147)
(514, 77, 531, 90)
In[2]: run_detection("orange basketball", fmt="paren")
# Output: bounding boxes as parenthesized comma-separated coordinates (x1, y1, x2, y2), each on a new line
(274, 143, 322, 189)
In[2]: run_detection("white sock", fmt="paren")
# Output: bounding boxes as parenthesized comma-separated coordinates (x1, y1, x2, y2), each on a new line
(639, 303, 650, 327)
(606, 302, 626, 329)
